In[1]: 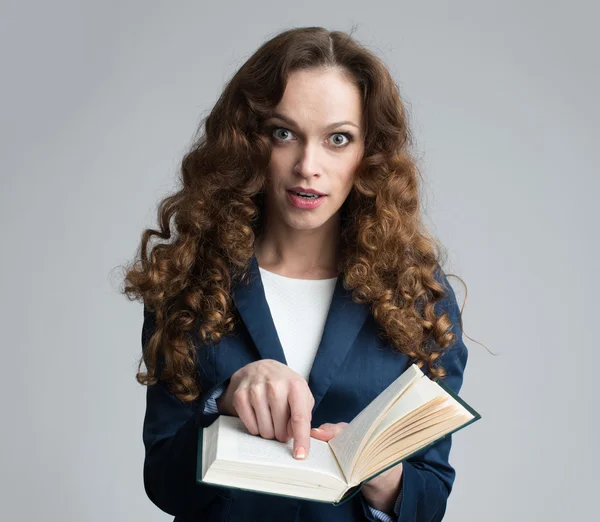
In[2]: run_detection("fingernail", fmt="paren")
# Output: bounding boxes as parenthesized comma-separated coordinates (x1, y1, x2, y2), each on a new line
(294, 447, 306, 459)
(311, 428, 321, 432)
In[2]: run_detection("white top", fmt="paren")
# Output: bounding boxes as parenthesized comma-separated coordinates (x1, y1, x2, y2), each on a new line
(258, 266, 338, 382)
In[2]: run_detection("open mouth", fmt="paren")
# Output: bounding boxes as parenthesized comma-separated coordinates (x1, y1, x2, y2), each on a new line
(290, 191, 322, 199)
(287, 190, 327, 209)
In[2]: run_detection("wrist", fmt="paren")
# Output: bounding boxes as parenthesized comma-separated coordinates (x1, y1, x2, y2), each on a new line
(361, 464, 403, 514)
(361, 482, 400, 515)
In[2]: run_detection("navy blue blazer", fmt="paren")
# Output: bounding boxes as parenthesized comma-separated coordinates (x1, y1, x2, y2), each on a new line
(141, 255, 468, 522)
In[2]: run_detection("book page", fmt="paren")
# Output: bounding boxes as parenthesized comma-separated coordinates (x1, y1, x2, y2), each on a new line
(353, 392, 475, 483)
(365, 377, 445, 446)
(328, 364, 423, 480)
(360, 400, 453, 458)
(356, 404, 457, 478)
(209, 415, 347, 482)
(356, 416, 460, 482)
(202, 414, 220, 478)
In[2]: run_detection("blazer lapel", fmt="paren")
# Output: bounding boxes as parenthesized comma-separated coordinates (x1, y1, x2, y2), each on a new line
(306, 276, 370, 412)
(231, 254, 371, 413)
(231, 254, 288, 366)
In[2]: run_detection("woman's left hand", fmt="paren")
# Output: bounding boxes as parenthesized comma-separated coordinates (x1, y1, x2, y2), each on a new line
(311, 422, 403, 513)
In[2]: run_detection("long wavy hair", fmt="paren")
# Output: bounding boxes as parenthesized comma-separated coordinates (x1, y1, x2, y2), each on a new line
(120, 26, 472, 403)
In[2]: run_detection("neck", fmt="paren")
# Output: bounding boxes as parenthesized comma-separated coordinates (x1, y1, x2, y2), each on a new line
(255, 216, 341, 280)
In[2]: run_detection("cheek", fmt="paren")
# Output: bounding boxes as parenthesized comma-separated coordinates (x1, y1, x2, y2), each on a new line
(336, 162, 359, 194)
(268, 147, 292, 168)
(267, 153, 291, 184)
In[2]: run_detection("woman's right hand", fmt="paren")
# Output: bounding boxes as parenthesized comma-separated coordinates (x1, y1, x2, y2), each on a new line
(216, 359, 315, 460)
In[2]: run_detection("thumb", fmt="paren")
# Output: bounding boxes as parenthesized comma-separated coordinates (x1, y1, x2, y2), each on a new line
(310, 422, 347, 441)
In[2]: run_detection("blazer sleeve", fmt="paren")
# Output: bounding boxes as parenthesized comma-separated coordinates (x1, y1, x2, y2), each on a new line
(361, 268, 469, 522)
(140, 305, 230, 517)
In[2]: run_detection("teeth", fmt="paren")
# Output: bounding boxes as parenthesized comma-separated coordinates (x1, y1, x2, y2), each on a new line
(294, 191, 319, 198)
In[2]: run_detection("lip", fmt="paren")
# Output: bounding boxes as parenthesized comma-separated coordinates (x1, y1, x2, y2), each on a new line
(287, 186, 327, 196)
(287, 190, 326, 210)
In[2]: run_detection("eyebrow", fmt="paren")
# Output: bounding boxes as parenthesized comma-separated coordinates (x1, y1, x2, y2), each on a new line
(266, 112, 360, 131)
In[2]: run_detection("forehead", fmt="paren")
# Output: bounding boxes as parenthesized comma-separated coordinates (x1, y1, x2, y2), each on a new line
(274, 68, 363, 127)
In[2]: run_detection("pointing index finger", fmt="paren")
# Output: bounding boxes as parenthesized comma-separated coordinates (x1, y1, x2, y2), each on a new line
(288, 384, 312, 459)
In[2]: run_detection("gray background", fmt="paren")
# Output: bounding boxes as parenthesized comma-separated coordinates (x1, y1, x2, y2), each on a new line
(1, 1, 597, 520)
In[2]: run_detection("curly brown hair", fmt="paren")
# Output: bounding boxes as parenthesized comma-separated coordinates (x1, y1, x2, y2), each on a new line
(120, 26, 472, 403)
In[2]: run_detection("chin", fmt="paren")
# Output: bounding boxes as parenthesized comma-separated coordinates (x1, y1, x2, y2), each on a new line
(285, 217, 327, 232)
(283, 209, 340, 232)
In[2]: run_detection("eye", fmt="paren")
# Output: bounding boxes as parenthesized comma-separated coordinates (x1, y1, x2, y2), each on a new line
(271, 127, 295, 142)
(270, 126, 355, 148)
(328, 132, 354, 148)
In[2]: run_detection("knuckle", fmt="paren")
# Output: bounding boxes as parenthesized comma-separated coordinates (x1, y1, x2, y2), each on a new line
(249, 386, 262, 399)
(290, 411, 308, 424)
(288, 380, 312, 402)
(266, 380, 281, 397)
(290, 379, 306, 391)
(232, 389, 246, 407)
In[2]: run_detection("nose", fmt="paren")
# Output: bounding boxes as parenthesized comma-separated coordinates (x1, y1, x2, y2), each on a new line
(293, 142, 322, 179)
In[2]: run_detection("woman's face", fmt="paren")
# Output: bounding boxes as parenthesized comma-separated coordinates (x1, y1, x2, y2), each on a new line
(262, 67, 365, 234)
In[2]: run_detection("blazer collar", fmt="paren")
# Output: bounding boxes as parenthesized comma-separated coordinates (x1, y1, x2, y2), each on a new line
(231, 254, 370, 413)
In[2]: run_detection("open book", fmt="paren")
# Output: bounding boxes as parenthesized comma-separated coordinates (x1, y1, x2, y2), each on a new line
(196, 363, 480, 505)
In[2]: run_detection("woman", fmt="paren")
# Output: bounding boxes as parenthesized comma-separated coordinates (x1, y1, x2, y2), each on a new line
(122, 26, 470, 522)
